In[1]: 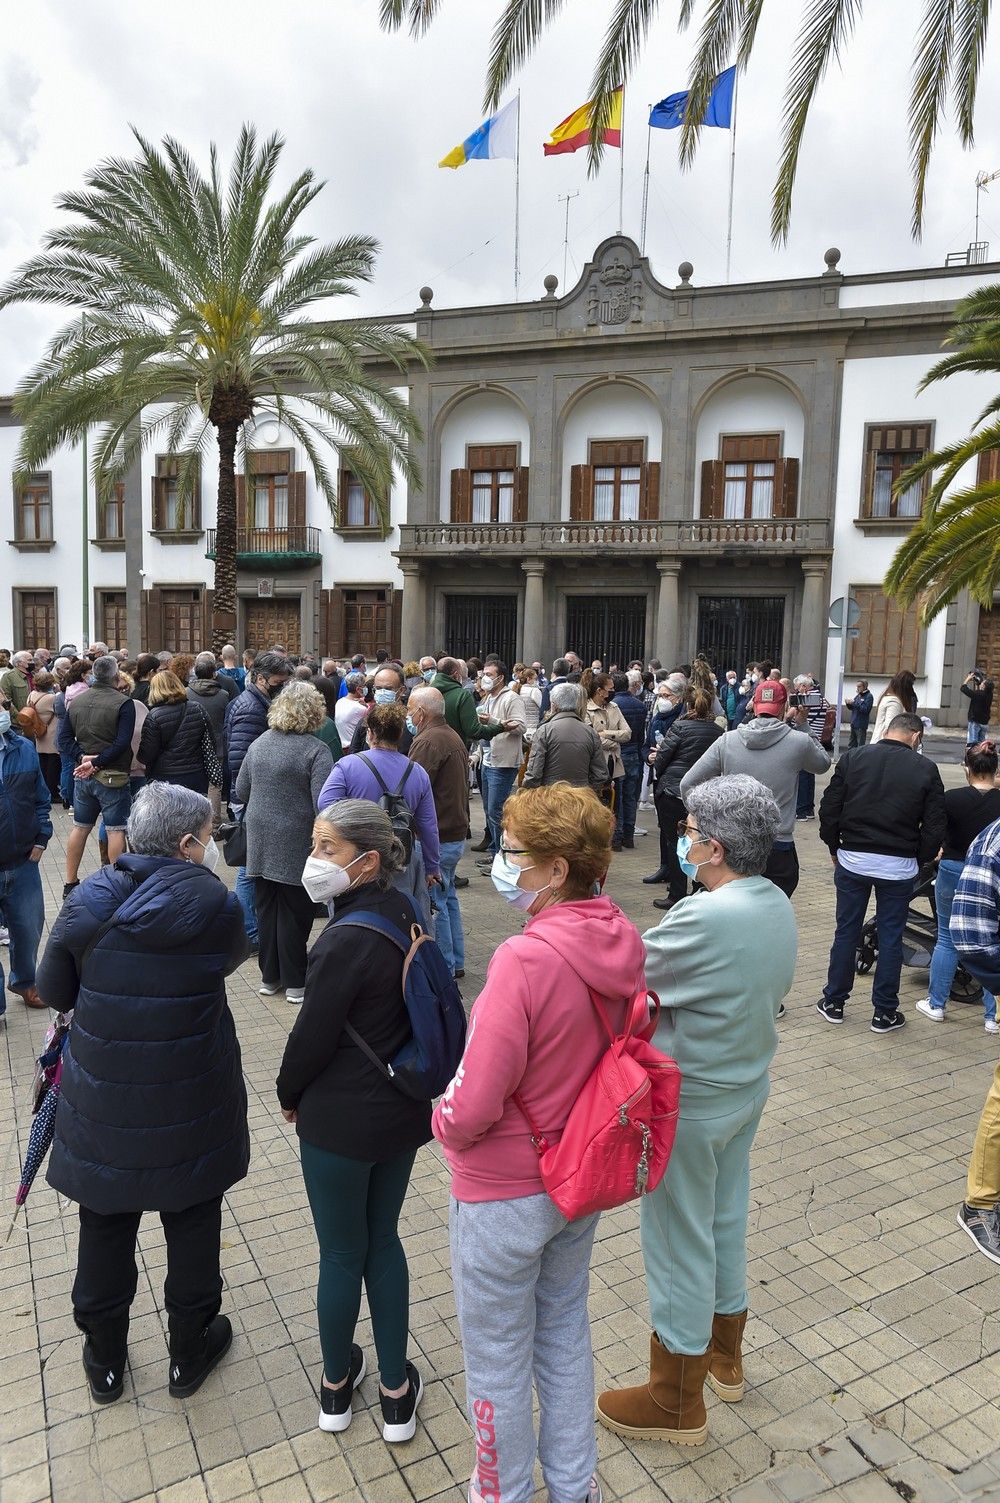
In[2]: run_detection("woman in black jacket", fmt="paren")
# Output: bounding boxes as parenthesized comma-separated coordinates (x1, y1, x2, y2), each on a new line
(36, 782, 249, 1405)
(139, 670, 211, 794)
(276, 799, 430, 1445)
(648, 684, 723, 909)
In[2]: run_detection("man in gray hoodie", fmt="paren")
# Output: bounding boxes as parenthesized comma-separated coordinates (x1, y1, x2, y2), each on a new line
(680, 679, 831, 896)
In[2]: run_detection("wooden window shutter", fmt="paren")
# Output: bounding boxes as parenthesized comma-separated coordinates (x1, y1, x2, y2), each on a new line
(589, 438, 644, 467)
(291, 472, 307, 527)
(390, 588, 403, 658)
(468, 443, 516, 470)
(570, 464, 594, 521)
(329, 587, 346, 655)
(235, 474, 247, 525)
(514, 466, 529, 522)
(774, 457, 799, 517)
(700, 460, 724, 519)
(337, 467, 352, 525)
(248, 448, 293, 476)
(977, 449, 1000, 485)
(639, 461, 660, 520)
(721, 433, 780, 463)
(151, 473, 162, 529)
(450, 468, 472, 523)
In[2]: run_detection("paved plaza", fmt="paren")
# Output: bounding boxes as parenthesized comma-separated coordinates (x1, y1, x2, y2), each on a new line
(2, 762, 999, 1503)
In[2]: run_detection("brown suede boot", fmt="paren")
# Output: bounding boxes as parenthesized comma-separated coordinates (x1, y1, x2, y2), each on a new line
(596, 1331, 710, 1444)
(707, 1310, 747, 1402)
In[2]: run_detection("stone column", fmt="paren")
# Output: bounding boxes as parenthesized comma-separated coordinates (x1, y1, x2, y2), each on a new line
(656, 560, 681, 665)
(521, 559, 546, 662)
(123, 421, 144, 655)
(799, 557, 829, 679)
(399, 561, 426, 662)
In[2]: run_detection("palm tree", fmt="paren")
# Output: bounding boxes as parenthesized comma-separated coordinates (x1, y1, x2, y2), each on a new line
(885, 284, 1000, 621)
(380, 0, 991, 242)
(0, 125, 427, 651)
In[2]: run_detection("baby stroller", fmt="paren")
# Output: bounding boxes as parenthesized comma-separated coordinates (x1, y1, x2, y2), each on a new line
(855, 862, 983, 1004)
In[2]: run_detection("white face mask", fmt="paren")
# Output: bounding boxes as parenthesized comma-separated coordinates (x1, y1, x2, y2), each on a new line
(186, 834, 220, 874)
(301, 851, 369, 903)
(480, 676, 496, 693)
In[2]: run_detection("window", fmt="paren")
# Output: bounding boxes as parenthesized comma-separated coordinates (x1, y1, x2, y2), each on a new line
(15, 474, 52, 542)
(849, 585, 924, 676)
(450, 445, 528, 525)
(97, 482, 125, 541)
(977, 448, 1000, 487)
(339, 468, 378, 529)
(469, 444, 516, 524)
(721, 434, 779, 519)
(152, 455, 201, 532)
(862, 424, 932, 520)
(15, 590, 57, 650)
(590, 440, 643, 522)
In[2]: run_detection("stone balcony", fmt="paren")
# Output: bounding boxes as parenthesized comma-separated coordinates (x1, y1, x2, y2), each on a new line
(396, 516, 832, 560)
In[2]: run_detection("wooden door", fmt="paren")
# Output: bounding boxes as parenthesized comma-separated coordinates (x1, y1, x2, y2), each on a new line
(17, 591, 57, 651)
(160, 589, 204, 654)
(99, 592, 128, 650)
(343, 590, 389, 658)
(244, 600, 301, 655)
(976, 606, 1000, 682)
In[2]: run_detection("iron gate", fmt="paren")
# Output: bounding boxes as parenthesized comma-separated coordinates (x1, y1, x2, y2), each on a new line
(565, 596, 647, 667)
(445, 593, 518, 666)
(696, 595, 785, 674)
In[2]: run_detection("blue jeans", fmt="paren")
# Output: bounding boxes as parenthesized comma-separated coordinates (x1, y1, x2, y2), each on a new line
(929, 859, 997, 1019)
(617, 748, 642, 840)
(433, 839, 466, 976)
(59, 750, 76, 805)
(482, 765, 518, 857)
(823, 862, 914, 1014)
(0, 859, 45, 1011)
(236, 866, 258, 945)
(72, 776, 131, 832)
(968, 721, 989, 745)
(796, 769, 816, 817)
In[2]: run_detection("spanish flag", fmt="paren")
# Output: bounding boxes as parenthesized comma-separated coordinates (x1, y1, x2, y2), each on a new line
(543, 87, 623, 156)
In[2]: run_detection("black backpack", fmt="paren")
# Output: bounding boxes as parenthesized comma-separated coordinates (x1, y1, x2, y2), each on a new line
(358, 754, 416, 864)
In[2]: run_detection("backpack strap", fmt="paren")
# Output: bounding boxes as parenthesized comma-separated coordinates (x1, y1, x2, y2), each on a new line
(357, 753, 390, 797)
(331, 909, 415, 1082)
(393, 761, 415, 798)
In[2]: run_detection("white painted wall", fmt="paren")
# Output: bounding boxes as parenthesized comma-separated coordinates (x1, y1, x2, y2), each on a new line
(693, 375, 805, 513)
(438, 391, 531, 520)
(839, 272, 995, 310)
(560, 384, 662, 518)
(824, 353, 994, 711)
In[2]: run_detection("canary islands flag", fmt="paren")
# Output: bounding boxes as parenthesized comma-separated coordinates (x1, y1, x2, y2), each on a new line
(440, 98, 519, 168)
(543, 87, 623, 156)
(650, 66, 736, 130)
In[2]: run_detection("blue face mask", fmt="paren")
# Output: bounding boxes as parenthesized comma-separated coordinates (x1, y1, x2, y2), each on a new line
(490, 850, 550, 912)
(422, 669, 435, 682)
(676, 833, 709, 882)
(373, 688, 397, 706)
(0, 709, 10, 737)
(405, 714, 418, 736)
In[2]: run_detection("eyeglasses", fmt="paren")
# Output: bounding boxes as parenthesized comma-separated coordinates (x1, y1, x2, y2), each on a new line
(676, 821, 703, 839)
(499, 842, 531, 857)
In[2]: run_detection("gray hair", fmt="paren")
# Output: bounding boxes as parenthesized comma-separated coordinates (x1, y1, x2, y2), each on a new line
(346, 672, 366, 695)
(684, 774, 779, 877)
(12, 650, 32, 671)
(127, 781, 212, 857)
(314, 798, 406, 888)
(550, 681, 586, 716)
(194, 651, 217, 678)
(408, 685, 445, 718)
(92, 654, 120, 686)
(627, 669, 643, 693)
(666, 673, 687, 695)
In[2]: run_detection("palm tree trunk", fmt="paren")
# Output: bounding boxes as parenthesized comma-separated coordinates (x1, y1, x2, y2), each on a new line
(212, 419, 239, 653)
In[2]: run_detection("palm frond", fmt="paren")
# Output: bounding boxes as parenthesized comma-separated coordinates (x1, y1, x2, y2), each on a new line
(885, 482, 1000, 619)
(678, 0, 744, 170)
(484, 0, 566, 111)
(378, 0, 444, 36)
(909, 0, 956, 239)
(952, 0, 991, 147)
(586, 0, 660, 176)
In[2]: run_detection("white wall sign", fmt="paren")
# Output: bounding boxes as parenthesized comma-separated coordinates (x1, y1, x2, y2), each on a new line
(257, 578, 275, 598)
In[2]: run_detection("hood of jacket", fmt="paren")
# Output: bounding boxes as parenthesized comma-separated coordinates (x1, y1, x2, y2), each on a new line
(738, 717, 793, 750)
(521, 894, 644, 1002)
(74, 852, 231, 945)
(430, 671, 460, 698)
(190, 678, 226, 698)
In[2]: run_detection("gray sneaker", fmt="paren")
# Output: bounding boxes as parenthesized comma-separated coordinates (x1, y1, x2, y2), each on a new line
(957, 1203, 1000, 1266)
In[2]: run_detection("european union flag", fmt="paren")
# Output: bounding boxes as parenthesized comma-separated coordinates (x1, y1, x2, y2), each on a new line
(650, 65, 736, 130)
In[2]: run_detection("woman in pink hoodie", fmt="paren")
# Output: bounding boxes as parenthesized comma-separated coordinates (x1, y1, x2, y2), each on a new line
(433, 782, 646, 1503)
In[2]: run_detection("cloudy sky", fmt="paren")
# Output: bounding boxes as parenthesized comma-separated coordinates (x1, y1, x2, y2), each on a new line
(1, 0, 999, 387)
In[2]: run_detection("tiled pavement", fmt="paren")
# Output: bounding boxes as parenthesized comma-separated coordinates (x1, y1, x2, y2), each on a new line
(2, 763, 999, 1503)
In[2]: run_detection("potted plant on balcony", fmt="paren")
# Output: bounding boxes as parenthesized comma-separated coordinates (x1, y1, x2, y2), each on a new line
(0, 126, 427, 651)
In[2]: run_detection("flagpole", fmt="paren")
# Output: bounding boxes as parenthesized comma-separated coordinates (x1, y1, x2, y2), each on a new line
(513, 91, 521, 299)
(618, 86, 625, 234)
(640, 106, 652, 254)
(725, 69, 739, 282)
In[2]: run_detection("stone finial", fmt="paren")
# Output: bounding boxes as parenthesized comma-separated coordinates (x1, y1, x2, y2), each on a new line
(677, 261, 694, 287)
(419, 286, 434, 307)
(823, 247, 841, 276)
(543, 273, 559, 298)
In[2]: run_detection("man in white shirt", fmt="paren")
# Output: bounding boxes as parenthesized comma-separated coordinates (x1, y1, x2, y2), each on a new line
(475, 660, 526, 865)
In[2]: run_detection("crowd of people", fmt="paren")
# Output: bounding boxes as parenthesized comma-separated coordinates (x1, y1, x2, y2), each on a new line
(1, 633, 999, 1503)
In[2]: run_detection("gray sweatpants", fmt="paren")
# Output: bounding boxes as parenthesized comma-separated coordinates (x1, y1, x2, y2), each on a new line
(449, 1194, 600, 1503)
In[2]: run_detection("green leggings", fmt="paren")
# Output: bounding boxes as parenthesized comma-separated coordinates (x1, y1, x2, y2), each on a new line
(299, 1139, 417, 1389)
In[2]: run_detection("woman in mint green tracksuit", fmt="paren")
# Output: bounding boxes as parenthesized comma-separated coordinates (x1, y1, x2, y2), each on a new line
(597, 773, 797, 1446)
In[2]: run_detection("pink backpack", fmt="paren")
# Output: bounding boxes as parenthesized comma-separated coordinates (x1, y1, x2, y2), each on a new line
(513, 986, 681, 1220)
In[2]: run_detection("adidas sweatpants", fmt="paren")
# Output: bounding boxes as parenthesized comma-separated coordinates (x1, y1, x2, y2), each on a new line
(449, 1193, 600, 1503)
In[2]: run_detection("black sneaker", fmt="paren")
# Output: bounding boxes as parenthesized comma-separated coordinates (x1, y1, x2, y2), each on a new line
(380, 1361, 423, 1443)
(318, 1344, 366, 1432)
(957, 1203, 1000, 1266)
(816, 998, 844, 1024)
(871, 1011, 906, 1034)
(776, 1002, 786, 1020)
(168, 1314, 232, 1398)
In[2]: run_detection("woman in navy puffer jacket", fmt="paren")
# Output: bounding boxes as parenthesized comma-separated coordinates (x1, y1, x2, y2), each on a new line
(37, 781, 250, 1407)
